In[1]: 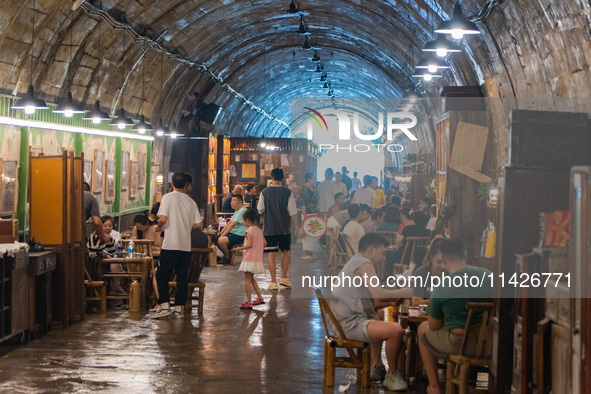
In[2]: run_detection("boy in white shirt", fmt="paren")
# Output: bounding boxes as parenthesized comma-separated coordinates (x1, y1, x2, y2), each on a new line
(152, 173, 202, 319)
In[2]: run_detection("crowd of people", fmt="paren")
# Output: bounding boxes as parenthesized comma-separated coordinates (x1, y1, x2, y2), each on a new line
(84, 166, 491, 393)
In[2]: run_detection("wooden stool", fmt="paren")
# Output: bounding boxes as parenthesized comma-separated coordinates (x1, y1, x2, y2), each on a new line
(84, 279, 107, 314)
(168, 281, 205, 314)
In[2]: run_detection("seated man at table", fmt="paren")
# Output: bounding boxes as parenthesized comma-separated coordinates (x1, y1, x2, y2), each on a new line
(412, 239, 445, 306)
(217, 194, 248, 264)
(221, 185, 244, 214)
(330, 233, 412, 391)
(418, 238, 493, 394)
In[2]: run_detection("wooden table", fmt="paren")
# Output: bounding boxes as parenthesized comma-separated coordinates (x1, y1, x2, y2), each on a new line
(203, 229, 218, 267)
(96, 256, 152, 310)
(400, 313, 428, 385)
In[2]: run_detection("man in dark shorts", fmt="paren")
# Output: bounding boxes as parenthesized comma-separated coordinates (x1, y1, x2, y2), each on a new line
(257, 168, 298, 290)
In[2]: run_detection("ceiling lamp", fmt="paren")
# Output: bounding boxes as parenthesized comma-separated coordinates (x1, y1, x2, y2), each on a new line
(412, 69, 442, 81)
(310, 50, 320, 63)
(109, 108, 134, 129)
(54, 91, 84, 118)
(319, 72, 327, 82)
(12, 0, 47, 114)
(314, 64, 324, 73)
(326, 89, 334, 97)
(423, 35, 462, 57)
(301, 37, 311, 50)
(435, 2, 480, 40)
(401, 90, 422, 104)
(321, 82, 331, 89)
(286, 0, 299, 13)
(83, 100, 111, 124)
(416, 56, 450, 73)
(154, 119, 167, 137)
(13, 85, 48, 115)
(298, 16, 310, 35)
(132, 115, 152, 134)
(53, 3, 84, 118)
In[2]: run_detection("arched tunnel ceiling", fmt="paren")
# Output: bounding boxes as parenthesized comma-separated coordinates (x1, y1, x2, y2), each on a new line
(0, 0, 590, 148)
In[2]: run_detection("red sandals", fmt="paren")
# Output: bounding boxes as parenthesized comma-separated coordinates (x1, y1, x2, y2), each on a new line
(240, 301, 252, 310)
(252, 298, 265, 306)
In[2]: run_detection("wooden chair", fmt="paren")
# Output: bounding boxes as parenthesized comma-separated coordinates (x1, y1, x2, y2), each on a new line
(393, 236, 430, 274)
(327, 228, 349, 275)
(377, 230, 397, 246)
(168, 248, 207, 314)
(84, 266, 106, 314)
(446, 302, 494, 394)
(315, 288, 371, 388)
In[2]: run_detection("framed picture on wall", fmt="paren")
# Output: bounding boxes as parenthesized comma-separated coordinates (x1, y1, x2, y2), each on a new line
(121, 152, 129, 191)
(105, 160, 115, 203)
(130, 161, 138, 199)
(138, 152, 146, 189)
(0, 159, 18, 214)
(239, 161, 259, 181)
(94, 150, 104, 194)
(83, 160, 93, 186)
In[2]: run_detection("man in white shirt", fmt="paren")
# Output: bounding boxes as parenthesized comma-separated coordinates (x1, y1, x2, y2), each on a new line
(152, 173, 203, 319)
(317, 168, 338, 216)
(352, 175, 376, 208)
(341, 204, 367, 254)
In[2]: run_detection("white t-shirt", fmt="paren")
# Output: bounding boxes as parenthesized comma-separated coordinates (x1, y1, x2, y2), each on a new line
(317, 180, 339, 213)
(352, 187, 376, 207)
(158, 191, 201, 251)
(342, 220, 365, 254)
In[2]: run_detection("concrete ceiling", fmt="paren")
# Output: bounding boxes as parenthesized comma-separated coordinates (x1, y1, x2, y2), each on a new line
(0, 0, 589, 151)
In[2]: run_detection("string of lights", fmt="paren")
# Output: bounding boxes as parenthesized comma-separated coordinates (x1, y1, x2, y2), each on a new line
(80, 1, 290, 131)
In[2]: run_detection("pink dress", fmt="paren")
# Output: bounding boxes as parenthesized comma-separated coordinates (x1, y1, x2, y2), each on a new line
(238, 226, 265, 274)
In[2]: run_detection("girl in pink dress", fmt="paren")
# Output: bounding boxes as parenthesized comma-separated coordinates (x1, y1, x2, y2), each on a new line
(233, 209, 266, 309)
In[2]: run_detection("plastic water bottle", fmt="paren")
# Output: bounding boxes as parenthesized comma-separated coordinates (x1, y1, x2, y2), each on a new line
(127, 239, 134, 257)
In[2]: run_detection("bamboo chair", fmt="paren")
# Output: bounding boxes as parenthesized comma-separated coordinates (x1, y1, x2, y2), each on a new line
(377, 230, 397, 246)
(84, 266, 106, 314)
(446, 302, 494, 394)
(168, 248, 208, 314)
(121, 238, 154, 259)
(315, 288, 371, 388)
(393, 236, 430, 274)
(327, 228, 349, 275)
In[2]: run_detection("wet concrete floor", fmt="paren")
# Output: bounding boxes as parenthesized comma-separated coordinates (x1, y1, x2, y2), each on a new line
(0, 244, 422, 393)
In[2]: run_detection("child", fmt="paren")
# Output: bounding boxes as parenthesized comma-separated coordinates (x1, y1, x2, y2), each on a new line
(233, 208, 266, 309)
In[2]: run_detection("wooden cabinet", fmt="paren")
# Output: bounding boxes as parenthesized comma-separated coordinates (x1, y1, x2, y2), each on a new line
(0, 248, 33, 344)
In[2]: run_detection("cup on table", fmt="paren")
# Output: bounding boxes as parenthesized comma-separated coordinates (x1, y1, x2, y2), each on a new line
(419, 304, 428, 315)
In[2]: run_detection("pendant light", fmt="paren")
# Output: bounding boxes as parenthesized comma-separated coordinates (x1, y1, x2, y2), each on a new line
(83, 1, 110, 124)
(54, 2, 84, 117)
(416, 56, 449, 73)
(286, 0, 299, 14)
(319, 72, 327, 82)
(110, 15, 134, 129)
(314, 63, 324, 73)
(321, 82, 331, 89)
(110, 108, 134, 129)
(297, 16, 310, 35)
(401, 90, 421, 104)
(132, 41, 153, 134)
(423, 35, 461, 57)
(310, 50, 320, 63)
(12, 0, 48, 114)
(301, 36, 311, 50)
(153, 52, 167, 137)
(435, 2, 480, 40)
(412, 69, 442, 81)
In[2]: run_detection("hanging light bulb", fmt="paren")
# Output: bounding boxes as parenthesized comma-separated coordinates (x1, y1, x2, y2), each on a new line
(412, 68, 442, 81)
(12, 0, 48, 115)
(314, 63, 324, 73)
(13, 85, 49, 114)
(297, 16, 310, 35)
(131, 115, 152, 134)
(435, 2, 480, 40)
(154, 119, 166, 137)
(53, 92, 85, 117)
(110, 108, 135, 129)
(286, 0, 299, 13)
(301, 36, 311, 50)
(319, 72, 327, 82)
(83, 100, 111, 124)
(423, 35, 462, 57)
(416, 56, 450, 73)
(321, 82, 331, 89)
(310, 50, 320, 63)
